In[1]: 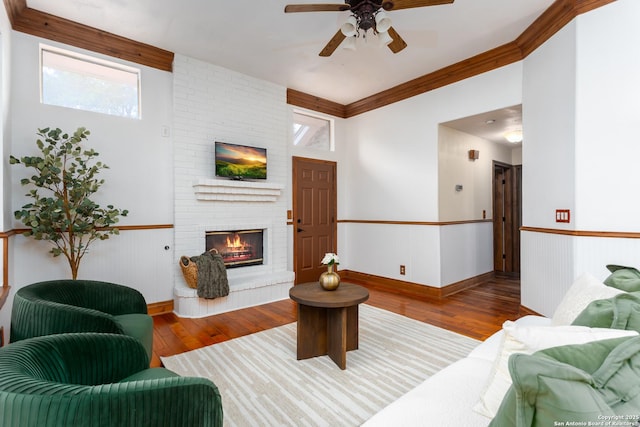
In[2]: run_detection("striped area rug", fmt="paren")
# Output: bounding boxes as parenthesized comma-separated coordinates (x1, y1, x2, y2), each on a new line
(161, 304, 479, 427)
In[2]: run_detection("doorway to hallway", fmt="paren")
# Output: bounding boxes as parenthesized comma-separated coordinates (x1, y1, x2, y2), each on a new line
(493, 161, 521, 275)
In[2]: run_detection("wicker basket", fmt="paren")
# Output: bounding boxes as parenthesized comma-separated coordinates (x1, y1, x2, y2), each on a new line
(179, 249, 219, 289)
(179, 256, 198, 289)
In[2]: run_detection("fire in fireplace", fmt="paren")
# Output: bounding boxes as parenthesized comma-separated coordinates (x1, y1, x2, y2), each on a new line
(205, 229, 264, 268)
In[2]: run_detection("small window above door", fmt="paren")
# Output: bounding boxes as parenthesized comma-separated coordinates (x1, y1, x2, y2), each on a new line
(292, 111, 333, 151)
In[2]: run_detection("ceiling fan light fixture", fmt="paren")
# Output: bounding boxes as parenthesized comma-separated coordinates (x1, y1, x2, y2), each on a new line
(375, 11, 391, 33)
(381, 1, 395, 11)
(342, 35, 357, 51)
(378, 30, 393, 46)
(285, 0, 455, 57)
(341, 15, 358, 37)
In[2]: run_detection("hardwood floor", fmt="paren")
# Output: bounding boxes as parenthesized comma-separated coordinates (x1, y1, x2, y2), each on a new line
(150, 274, 525, 368)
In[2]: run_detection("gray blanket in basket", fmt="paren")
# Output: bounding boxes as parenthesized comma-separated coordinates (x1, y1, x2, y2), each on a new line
(192, 251, 230, 299)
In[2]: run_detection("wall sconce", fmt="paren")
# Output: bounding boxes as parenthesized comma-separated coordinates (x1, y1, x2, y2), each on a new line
(468, 150, 479, 160)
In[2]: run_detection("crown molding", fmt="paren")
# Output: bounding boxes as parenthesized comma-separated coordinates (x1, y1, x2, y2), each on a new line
(3, 0, 174, 71)
(291, 0, 616, 117)
(3, 0, 615, 112)
(3, 0, 25, 23)
(516, 0, 615, 57)
(345, 41, 523, 117)
(287, 89, 348, 118)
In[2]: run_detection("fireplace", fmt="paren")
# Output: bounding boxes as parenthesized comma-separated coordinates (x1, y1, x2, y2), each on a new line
(205, 229, 264, 268)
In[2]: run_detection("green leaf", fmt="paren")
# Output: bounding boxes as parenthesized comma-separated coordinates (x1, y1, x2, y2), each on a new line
(10, 126, 129, 278)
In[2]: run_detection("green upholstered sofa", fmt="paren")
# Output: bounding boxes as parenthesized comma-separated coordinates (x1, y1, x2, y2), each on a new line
(0, 333, 223, 427)
(10, 280, 153, 361)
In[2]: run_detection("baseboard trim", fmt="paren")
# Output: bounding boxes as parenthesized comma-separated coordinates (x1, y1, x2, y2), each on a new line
(339, 270, 494, 299)
(148, 299, 174, 316)
(149, 271, 501, 315)
(519, 305, 542, 317)
(440, 271, 496, 297)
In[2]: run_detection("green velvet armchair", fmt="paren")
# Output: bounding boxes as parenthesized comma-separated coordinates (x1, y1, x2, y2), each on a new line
(10, 280, 153, 361)
(0, 333, 223, 427)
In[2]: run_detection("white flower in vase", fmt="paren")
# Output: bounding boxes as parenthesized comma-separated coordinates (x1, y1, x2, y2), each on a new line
(319, 252, 340, 290)
(321, 253, 340, 266)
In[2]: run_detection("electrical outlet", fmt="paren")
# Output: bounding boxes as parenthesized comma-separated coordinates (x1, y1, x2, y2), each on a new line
(556, 209, 570, 223)
(400, 265, 406, 275)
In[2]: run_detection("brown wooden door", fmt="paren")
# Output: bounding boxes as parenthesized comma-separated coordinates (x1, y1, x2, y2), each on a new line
(493, 165, 507, 272)
(293, 157, 337, 284)
(493, 162, 521, 275)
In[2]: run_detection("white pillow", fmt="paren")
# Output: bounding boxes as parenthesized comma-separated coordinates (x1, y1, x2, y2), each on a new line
(472, 321, 637, 419)
(551, 272, 623, 326)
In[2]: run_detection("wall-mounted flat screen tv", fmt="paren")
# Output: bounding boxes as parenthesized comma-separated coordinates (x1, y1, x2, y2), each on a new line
(215, 141, 267, 180)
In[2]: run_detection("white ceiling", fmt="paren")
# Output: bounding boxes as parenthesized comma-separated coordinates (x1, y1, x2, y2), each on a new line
(442, 105, 523, 146)
(26, 0, 550, 142)
(27, 0, 554, 104)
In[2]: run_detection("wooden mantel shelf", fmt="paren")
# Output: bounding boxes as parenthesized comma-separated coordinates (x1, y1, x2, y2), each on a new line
(193, 178, 284, 202)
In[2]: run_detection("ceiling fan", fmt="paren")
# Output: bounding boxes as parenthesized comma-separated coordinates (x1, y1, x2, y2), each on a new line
(284, 0, 454, 57)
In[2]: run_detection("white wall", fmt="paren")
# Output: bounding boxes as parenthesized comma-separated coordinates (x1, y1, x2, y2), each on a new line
(0, 8, 11, 232)
(342, 63, 522, 287)
(0, 3, 12, 341)
(172, 54, 291, 287)
(572, 0, 640, 301)
(437, 127, 516, 286)
(438, 126, 514, 221)
(520, 18, 578, 315)
(522, 0, 640, 316)
(522, 22, 577, 231)
(574, 0, 640, 231)
(511, 146, 522, 165)
(6, 33, 175, 307)
(440, 222, 493, 286)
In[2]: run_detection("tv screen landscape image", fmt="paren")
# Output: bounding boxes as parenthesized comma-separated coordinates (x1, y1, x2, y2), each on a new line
(215, 141, 267, 180)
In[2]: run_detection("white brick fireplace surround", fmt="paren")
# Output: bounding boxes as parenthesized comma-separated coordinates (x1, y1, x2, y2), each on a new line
(172, 54, 294, 317)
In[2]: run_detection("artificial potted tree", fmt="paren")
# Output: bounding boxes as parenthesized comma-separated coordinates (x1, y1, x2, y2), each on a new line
(10, 127, 128, 279)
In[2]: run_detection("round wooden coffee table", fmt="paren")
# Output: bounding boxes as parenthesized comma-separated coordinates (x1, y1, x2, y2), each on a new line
(289, 282, 369, 370)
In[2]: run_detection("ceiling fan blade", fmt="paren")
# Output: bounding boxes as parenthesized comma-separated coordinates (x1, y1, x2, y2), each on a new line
(284, 4, 350, 13)
(387, 27, 408, 53)
(386, 0, 454, 11)
(319, 30, 347, 57)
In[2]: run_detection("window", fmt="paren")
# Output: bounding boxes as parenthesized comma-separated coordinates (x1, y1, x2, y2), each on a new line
(40, 45, 141, 119)
(293, 111, 333, 151)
